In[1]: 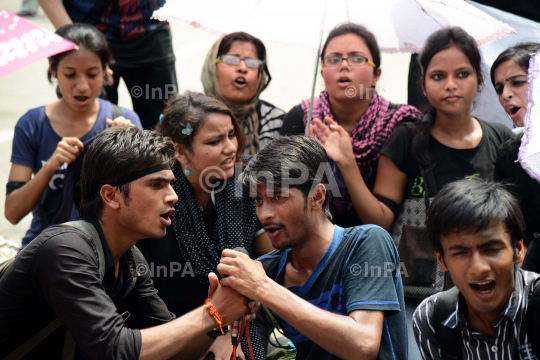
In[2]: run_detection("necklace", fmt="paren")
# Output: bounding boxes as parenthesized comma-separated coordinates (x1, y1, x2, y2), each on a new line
(199, 205, 205, 212)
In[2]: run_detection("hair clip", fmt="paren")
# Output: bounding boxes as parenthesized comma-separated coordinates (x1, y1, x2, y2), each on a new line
(159, 114, 164, 123)
(182, 123, 193, 136)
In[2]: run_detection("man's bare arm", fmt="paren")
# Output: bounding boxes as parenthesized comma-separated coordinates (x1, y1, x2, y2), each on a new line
(218, 251, 384, 360)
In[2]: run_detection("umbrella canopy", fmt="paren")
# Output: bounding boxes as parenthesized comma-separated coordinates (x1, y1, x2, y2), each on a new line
(518, 49, 540, 184)
(153, 0, 515, 52)
(0, 9, 76, 78)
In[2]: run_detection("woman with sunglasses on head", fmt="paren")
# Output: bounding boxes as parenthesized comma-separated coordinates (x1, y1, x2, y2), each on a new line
(201, 32, 285, 155)
(281, 23, 422, 228)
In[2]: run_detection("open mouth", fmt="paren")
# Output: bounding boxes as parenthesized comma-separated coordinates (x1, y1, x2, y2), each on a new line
(234, 77, 246, 86)
(221, 157, 235, 168)
(508, 106, 520, 115)
(160, 209, 175, 222)
(471, 280, 495, 294)
(338, 77, 351, 84)
(264, 226, 282, 237)
(74, 96, 88, 103)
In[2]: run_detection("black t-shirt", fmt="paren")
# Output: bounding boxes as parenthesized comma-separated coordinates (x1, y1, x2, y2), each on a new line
(64, 0, 175, 68)
(258, 225, 407, 360)
(381, 120, 514, 199)
(496, 133, 540, 246)
(0, 220, 173, 360)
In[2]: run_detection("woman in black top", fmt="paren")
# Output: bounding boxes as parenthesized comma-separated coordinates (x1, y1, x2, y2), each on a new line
(137, 91, 272, 360)
(310, 27, 513, 231)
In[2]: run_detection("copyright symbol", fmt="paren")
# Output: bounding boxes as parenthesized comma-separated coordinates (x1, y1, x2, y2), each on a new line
(131, 85, 143, 98)
(345, 86, 357, 98)
(350, 264, 362, 276)
(199, 166, 228, 194)
(137, 264, 148, 276)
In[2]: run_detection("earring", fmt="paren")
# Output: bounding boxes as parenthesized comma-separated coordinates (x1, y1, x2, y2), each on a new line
(185, 165, 191, 176)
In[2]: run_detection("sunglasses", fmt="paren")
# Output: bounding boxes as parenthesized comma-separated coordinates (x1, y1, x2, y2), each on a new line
(216, 54, 264, 69)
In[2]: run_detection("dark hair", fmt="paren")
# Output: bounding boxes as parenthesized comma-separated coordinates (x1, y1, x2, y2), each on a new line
(48, 23, 113, 98)
(490, 42, 540, 86)
(427, 178, 525, 258)
(321, 23, 381, 74)
(239, 135, 333, 220)
(80, 126, 176, 220)
(156, 91, 246, 157)
(218, 31, 270, 78)
(408, 27, 483, 169)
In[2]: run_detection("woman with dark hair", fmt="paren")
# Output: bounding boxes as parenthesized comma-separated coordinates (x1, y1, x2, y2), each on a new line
(492, 43, 540, 271)
(311, 26, 514, 232)
(5, 23, 141, 248)
(137, 91, 271, 360)
(491, 42, 540, 129)
(281, 23, 423, 228)
(201, 31, 285, 155)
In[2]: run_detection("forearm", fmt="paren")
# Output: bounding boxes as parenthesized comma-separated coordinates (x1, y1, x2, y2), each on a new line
(5, 164, 57, 224)
(260, 281, 379, 360)
(37, 0, 72, 28)
(139, 306, 216, 360)
(337, 158, 394, 230)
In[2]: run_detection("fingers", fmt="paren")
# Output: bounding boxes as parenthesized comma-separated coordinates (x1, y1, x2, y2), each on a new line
(106, 118, 113, 127)
(313, 118, 332, 136)
(311, 125, 327, 145)
(109, 116, 134, 127)
(208, 272, 219, 298)
(62, 137, 84, 152)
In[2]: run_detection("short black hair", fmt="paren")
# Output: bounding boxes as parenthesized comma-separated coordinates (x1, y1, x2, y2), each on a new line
(427, 178, 525, 257)
(321, 23, 381, 74)
(490, 42, 540, 86)
(80, 126, 176, 220)
(239, 135, 333, 220)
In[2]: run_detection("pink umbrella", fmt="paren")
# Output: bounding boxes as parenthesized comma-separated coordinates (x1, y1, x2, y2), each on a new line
(0, 9, 76, 77)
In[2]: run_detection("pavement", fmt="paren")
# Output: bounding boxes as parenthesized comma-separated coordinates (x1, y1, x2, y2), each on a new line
(0, 1, 411, 245)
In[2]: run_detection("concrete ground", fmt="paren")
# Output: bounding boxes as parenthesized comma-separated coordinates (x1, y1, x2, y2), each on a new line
(0, 0, 411, 246)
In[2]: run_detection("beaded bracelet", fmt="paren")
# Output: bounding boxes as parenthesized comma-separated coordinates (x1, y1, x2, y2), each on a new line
(204, 298, 225, 334)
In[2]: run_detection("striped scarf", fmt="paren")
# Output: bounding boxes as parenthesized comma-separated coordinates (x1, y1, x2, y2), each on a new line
(302, 91, 422, 189)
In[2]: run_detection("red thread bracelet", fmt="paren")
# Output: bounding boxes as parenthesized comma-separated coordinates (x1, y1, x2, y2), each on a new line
(204, 298, 225, 334)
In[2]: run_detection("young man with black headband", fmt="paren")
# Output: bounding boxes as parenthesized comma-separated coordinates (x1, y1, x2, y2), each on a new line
(0, 126, 252, 360)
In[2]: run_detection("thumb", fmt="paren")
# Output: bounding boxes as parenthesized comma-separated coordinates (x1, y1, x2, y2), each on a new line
(208, 272, 219, 298)
(106, 118, 113, 127)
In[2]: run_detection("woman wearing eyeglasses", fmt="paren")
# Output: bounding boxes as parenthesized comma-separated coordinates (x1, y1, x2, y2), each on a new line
(281, 23, 422, 228)
(202, 32, 285, 155)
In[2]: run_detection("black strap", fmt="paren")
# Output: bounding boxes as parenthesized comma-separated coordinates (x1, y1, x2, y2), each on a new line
(418, 163, 438, 215)
(111, 104, 122, 120)
(433, 287, 462, 359)
(526, 281, 540, 356)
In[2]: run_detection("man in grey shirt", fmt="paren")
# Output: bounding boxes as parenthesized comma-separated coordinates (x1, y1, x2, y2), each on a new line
(413, 178, 540, 359)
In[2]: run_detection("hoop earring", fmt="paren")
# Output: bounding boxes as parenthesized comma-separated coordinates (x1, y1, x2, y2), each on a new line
(185, 165, 191, 176)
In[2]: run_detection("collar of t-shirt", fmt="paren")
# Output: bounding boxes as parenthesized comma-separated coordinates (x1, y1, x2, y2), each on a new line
(88, 217, 137, 300)
(274, 225, 344, 297)
(446, 269, 523, 335)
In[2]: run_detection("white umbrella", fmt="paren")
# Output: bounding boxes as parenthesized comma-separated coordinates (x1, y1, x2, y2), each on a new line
(153, 0, 516, 131)
(518, 49, 540, 184)
(153, 0, 515, 52)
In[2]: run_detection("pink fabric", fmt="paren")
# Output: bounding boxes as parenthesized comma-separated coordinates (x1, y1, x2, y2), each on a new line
(0, 10, 76, 77)
(302, 91, 423, 183)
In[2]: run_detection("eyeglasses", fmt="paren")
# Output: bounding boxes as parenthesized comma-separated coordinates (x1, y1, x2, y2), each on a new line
(322, 55, 376, 68)
(216, 54, 264, 69)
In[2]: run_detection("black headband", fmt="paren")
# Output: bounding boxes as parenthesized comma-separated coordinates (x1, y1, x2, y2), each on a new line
(110, 164, 171, 187)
